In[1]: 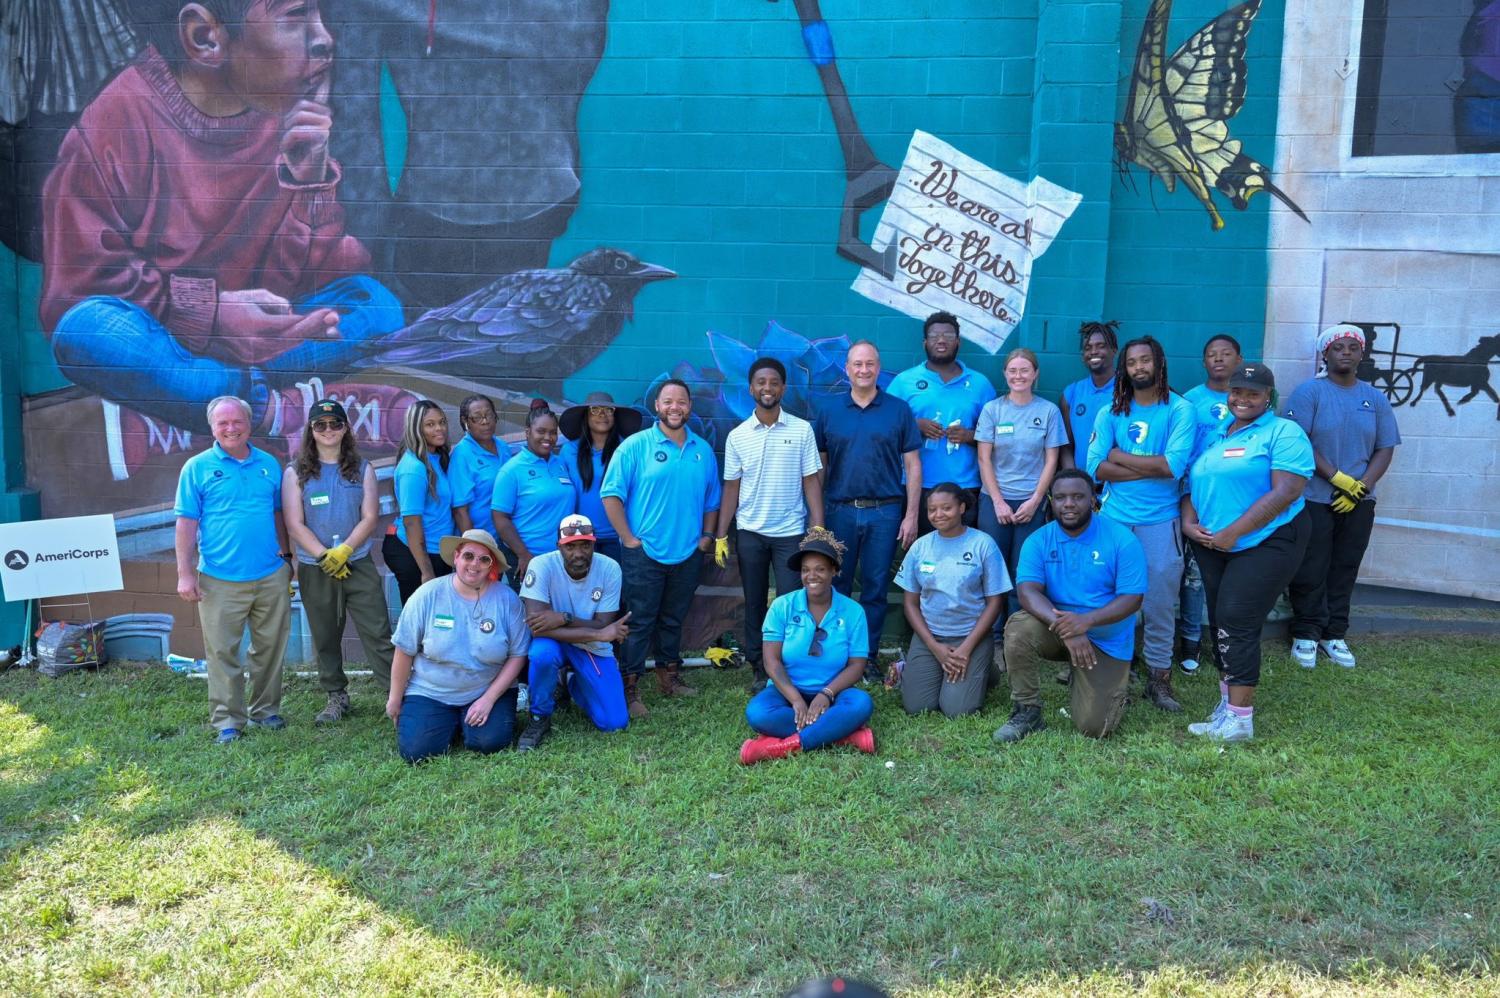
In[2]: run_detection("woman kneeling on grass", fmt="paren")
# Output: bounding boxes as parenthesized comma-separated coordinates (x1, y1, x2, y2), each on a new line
(387, 529, 531, 762)
(740, 528, 877, 764)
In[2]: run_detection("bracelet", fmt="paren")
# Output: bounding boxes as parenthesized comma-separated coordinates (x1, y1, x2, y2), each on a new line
(818, 687, 836, 701)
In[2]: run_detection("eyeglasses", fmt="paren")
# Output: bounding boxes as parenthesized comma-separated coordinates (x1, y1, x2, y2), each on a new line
(560, 523, 593, 537)
(808, 625, 828, 657)
(588, 406, 615, 417)
(458, 551, 493, 565)
(311, 419, 345, 432)
(465, 412, 497, 425)
(925, 330, 959, 341)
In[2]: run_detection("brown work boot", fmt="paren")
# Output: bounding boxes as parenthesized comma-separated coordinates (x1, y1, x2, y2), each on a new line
(1147, 669, 1183, 713)
(624, 674, 648, 719)
(656, 662, 699, 697)
(314, 690, 350, 725)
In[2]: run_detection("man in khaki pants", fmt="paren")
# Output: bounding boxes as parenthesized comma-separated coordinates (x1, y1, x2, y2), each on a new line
(175, 396, 293, 744)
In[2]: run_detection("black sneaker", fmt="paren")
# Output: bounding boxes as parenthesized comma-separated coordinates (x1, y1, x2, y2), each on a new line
(517, 714, 551, 752)
(992, 704, 1046, 744)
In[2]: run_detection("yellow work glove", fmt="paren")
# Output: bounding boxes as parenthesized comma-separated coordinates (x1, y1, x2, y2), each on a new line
(318, 543, 354, 579)
(713, 536, 731, 568)
(1328, 471, 1367, 501)
(1330, 492, 1358, 514)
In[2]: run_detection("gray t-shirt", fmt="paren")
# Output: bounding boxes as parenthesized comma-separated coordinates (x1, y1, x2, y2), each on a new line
(976, 395, 1069, 500)
(392, 577, 531, 705)
(1281, 378, 1401, 504)
(895, 527, 1011, 636)
(519, 549, 621, 658)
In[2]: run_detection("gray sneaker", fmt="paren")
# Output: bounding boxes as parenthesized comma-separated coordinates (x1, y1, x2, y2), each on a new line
(1207, 712, 1254, 743)
(1319, 639, 1357, 669)
(315, 690, 351, 725)
(992, 704, 1046, 744)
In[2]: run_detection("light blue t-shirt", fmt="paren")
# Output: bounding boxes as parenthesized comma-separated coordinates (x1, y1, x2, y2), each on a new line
(448, 434, 512, 529)
(895, 527, 1011, 636)
(490, 448, 576, 557)
(1060, 375, 1115, 467)
(975, 395, 1069, 500)
(1188, 410, 1314, 552)
(887, 362, 997, 489)
(394, 451, 456, 554)
(762, 588, 870, 691)
(392, 576, 531, 706)
(519, 549, 621, 657)
(1015, 515, 1148, 662)
(1183, 383, 1231, 459)
(1280, 378, 1401, 505)
(1085, 393, 1196, 526)
(558, 439, 618, 542)
(600, 424, 722, 565)
(174, 443, 284, 582)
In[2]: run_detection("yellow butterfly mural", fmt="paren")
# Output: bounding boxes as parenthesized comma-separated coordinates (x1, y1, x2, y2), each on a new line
(1115, 0, 1308, 230)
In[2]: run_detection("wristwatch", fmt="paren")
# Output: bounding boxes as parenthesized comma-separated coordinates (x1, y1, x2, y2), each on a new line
(562, 611, 574, 627)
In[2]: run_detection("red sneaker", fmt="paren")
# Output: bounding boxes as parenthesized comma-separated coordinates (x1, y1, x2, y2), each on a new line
(836, 726, 876, 754)
(262, 378, 418, 456)
(101, 400, 195, 481)
(739, 733, 801, 765)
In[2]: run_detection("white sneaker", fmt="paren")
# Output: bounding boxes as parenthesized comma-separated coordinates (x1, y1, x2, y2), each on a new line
(1291, 639, 1317, 669)
(1187, 700, 1228, 736)
(1207, 712, 1254, 743)
(1319, 639, 1357, 669)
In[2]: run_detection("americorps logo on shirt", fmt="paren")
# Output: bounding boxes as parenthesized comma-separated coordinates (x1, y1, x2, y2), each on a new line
(591, 587, 603, 601)
(1075, 403, 1086, 416)
(654, 451, 667, 462)
(916, 379, 929, 390)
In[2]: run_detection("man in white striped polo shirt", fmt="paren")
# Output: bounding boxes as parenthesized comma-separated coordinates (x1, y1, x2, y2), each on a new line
(714, 358, 825, 691)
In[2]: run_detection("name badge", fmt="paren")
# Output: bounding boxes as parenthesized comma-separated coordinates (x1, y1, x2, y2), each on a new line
(919, 560, 937, 574)
(1222, 447, 1247, 459)
(308, 492, 330, 507)
(996, 423, 1015, 436)
(433, 614, 455, 630)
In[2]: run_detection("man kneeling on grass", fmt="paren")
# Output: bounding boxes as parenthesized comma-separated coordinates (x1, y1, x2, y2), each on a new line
(993, 469, 1147, 744)
(516, 515, 633, 751)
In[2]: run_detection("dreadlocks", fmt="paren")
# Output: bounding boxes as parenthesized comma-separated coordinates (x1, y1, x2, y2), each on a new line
(1111, 335, 1170, 414)
(1078, 319, 1120, 352)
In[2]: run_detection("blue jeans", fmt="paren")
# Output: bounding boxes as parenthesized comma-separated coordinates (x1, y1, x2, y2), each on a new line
(745, 685, 873, 750)
(978, 495, 1048, 637)
(528, 637, 629, 731)
(1177, 547, 1205, 644)
(618, 545, 703, 677)
(826, 500, 902, 657)
(396, 689, 518, 763)
(51, 276, 403, 434)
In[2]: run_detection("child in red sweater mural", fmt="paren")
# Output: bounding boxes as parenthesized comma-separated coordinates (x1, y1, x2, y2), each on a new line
(40, 0, 409, 469)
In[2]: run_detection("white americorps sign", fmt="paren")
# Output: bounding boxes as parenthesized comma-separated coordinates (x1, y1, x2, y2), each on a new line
(852, 130, 1081, 353)
(0, 514, 124, 601)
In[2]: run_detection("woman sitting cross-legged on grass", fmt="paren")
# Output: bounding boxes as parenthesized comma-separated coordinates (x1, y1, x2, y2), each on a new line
(895, 483, 1011, 719)
(387, 529, 532, 763)
(740, 528, 877, 764)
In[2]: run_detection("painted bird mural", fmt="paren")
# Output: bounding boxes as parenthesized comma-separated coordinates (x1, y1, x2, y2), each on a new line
(354, 247, 674, 387)
(1114, 0, 1308, 230)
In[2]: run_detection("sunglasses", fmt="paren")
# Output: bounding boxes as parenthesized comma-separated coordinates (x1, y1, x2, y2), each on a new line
(808, 625, 828, 657)
(560, 523, 593, 537)
(311, 419, 345, 432)
(457, 550, 493, 565)
(588, 406, 615, 416)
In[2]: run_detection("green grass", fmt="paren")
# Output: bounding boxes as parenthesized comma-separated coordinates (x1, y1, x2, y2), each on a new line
(2, 637, 1497, 996)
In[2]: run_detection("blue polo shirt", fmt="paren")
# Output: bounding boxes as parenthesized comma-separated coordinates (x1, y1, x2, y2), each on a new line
(448, 434, 512, 528)
(490, 448, 576, 557)
(174, 443, 284, 582)
(1060, 375, 1115, 467)
(762, 588, 870, 690)
(600, 424, 721, 564)
(1188, 410, 1314, 552)
(1183, 384, 1231, 458)
(887, 362, 997, 489)
(813, 390, 922, 502)
(394, 451, 456, 553)
(557, 439, 618, 542)
(1085, 393, 1196, 526)
(1016, 515, 1148, 662)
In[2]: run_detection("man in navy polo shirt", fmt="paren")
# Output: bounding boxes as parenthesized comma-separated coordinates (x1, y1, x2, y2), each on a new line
(814, 340, 922, 677)
(887, 311, 997, 533)
(994, 469, 1147, 743)
(1060, 320, 1119, 470)
(602, 379, 721, 717)
(174, 395, 293, 745)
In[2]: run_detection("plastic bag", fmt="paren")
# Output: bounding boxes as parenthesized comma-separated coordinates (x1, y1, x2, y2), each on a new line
(35, 620, 108, 677)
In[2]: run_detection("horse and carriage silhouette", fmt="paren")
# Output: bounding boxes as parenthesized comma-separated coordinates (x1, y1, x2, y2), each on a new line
(1346, 323, 1500, 419)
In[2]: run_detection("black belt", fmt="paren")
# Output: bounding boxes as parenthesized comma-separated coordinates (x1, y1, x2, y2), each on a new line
(842, 497, 903, 509)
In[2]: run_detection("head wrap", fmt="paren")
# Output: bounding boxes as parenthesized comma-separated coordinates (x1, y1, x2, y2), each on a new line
(1315, 324, 1366, 377)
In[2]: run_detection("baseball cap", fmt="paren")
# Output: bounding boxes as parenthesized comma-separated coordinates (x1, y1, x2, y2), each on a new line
(310, 398, 348, 423)
(1227, 362, 1276, 391)
(558, 513, 596, 545)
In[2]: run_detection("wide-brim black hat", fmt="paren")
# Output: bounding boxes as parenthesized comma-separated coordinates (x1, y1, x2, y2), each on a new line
(559, 391, 645, 441)
(787, 537, 843, 572)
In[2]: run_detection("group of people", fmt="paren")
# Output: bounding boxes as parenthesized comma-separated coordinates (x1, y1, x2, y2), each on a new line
(173, 313, 1398, 758)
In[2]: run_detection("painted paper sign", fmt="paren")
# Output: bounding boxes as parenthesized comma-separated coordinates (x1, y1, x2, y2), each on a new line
(852, 130, 1081, 353)
(0, 514, 123, 601)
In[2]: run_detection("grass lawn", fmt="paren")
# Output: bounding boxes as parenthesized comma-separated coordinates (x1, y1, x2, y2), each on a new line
(1, 636, 1497, 996)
